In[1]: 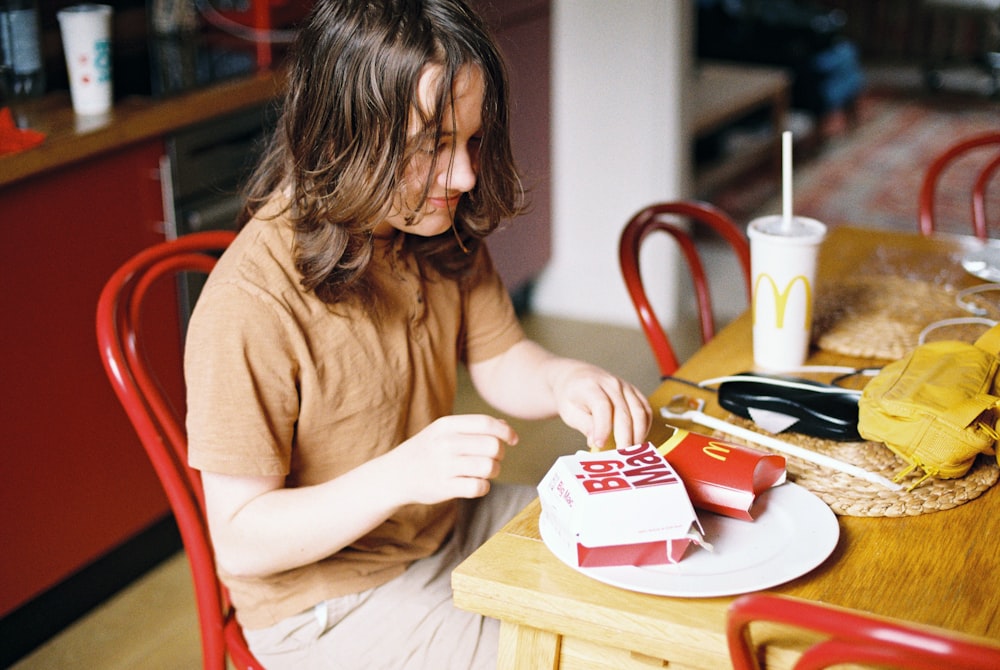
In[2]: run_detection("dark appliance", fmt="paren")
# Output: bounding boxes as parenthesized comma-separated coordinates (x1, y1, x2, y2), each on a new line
(159, 103, 276, 328)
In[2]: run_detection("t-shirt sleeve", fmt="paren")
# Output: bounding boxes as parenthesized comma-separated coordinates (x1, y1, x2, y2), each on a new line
(185, 279, 300, 477)
(461, 245, 526, 364)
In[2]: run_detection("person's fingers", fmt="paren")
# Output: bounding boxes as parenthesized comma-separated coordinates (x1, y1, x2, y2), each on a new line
(559, 378, 652, 450)
(612, 385, 652, 448)
(434, 413, 519, 446)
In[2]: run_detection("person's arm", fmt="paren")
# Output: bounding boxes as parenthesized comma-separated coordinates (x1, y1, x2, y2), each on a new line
(467, 339, 651, 450)
(201, 414, 518, 579)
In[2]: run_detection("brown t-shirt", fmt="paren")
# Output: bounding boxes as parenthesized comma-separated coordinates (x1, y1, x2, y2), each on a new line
(185, 206, 524, 629)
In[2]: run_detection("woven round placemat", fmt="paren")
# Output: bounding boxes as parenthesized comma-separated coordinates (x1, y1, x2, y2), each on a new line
(812, 275, 969, 360)
(714, 416, 999, 517)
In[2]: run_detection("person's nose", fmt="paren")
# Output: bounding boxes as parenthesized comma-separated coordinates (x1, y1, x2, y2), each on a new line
(442, 144, 477, 193)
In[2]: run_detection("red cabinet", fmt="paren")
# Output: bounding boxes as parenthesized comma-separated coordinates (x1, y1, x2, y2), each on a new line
(0, 139, 183, 619)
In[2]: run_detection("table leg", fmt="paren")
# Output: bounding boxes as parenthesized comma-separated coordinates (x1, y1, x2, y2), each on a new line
(497, 621, 561, 670)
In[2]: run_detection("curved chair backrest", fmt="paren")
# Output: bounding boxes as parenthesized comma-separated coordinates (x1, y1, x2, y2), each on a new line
(919, 131, 1000, 240)
(728, 593, 1000, 670)
(96, 230, 264, 670)
(619, 200, 751, 377)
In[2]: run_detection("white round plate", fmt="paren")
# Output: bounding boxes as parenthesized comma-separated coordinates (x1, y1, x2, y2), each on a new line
(962, 247, 1000, 283)
(539, 482, 839, 598)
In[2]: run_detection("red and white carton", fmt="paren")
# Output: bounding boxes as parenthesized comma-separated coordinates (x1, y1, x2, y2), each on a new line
(537, 442, 706, 568)
(656, 427, 786, 521)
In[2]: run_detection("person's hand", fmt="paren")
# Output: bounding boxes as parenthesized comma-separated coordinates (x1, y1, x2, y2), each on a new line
(550, 362, 652, 451)
(386, 414, 518, 505)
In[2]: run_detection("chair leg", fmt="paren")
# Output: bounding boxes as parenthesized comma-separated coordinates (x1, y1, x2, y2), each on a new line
(845, 95, 861, 130)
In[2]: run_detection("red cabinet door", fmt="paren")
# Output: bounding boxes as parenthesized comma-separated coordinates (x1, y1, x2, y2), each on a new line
(0, 139, 183, 618)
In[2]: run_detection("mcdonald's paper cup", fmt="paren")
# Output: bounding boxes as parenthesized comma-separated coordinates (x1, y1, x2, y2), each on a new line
(57, 4, 114, 115)
(748, 215, 827, 371)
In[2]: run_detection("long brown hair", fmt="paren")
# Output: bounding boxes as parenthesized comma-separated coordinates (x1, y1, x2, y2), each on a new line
(240, 0, 524, 304)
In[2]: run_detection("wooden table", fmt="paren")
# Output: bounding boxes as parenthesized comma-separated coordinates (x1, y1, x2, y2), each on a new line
(452, 227, 1000, 669)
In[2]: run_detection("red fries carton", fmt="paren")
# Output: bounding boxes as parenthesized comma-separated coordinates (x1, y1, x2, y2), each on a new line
(537, 442, 706, 568)
(656, 427, 786, 521)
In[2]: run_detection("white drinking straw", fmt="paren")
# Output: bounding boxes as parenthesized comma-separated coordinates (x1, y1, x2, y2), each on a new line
(782, 130, 793, 232)
(659, 405, 903, 491)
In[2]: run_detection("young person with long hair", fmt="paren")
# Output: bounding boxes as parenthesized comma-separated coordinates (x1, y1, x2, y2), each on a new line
(184, 1, 651, 667)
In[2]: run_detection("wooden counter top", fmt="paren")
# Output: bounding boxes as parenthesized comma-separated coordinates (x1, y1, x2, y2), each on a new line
(1, 68, 286, 188)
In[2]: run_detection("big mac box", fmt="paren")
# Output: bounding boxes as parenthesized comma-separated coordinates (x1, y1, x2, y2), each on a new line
(537, 441, 707, 568)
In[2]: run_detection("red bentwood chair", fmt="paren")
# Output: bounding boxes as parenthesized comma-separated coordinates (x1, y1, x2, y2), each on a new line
(619, 200, 751, 377)
(96, 230, 264, 670)
(919, 131, 1000, 240)
(728, 592, 1000, 670)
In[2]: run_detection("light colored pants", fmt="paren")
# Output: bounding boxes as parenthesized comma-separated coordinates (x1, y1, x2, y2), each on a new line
(243, 484, 537, 670)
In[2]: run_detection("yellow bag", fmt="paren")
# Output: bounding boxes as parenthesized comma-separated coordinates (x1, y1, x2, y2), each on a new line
(858, 323, 1000, 487)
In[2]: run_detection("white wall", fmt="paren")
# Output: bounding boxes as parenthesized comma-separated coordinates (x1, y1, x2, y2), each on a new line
(532, 0, 693, 328)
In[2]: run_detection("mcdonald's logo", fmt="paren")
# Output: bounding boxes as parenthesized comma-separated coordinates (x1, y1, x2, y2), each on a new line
(752, 274, 813, 329)
(702, 442, 731, 462)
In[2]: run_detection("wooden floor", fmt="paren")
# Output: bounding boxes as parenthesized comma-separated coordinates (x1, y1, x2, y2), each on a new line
(11, 314, 682, 670)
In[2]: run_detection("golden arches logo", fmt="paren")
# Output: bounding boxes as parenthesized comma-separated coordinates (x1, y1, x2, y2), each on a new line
(703, 442, 731, 462)
(752, 274, 813, 329)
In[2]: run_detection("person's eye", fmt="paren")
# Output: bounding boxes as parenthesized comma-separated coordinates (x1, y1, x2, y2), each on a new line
(411, 131, 441, 156)
(419, 138, 451, 157)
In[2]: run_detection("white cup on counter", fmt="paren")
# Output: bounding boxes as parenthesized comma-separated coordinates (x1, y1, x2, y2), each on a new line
(57, 4, 114, 116)
(748, 214, 827, 371)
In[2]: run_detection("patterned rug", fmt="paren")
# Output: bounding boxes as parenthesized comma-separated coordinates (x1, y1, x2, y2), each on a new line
(713, 83, 1000, 234)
